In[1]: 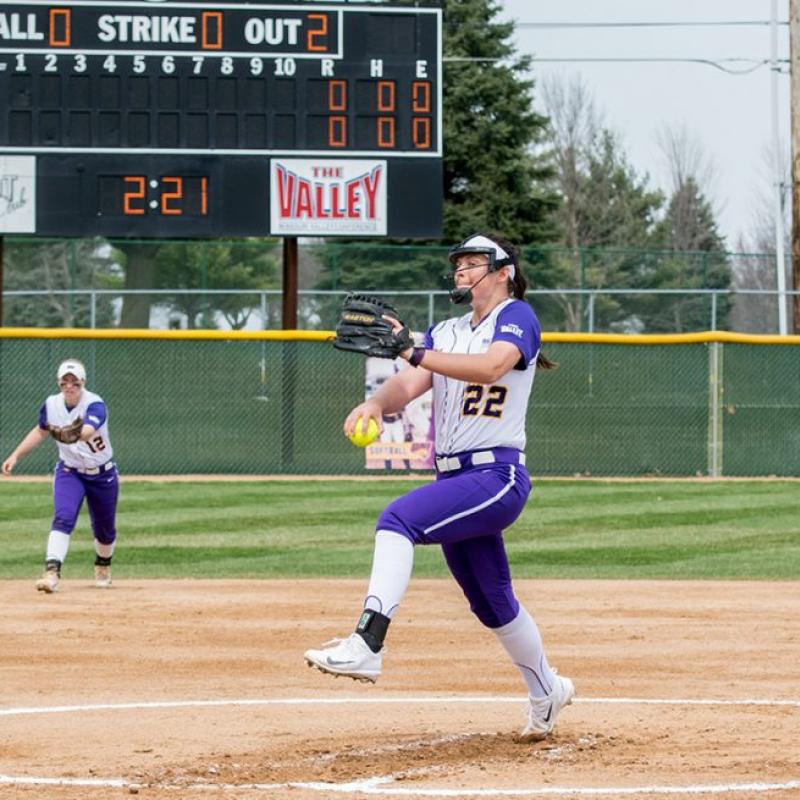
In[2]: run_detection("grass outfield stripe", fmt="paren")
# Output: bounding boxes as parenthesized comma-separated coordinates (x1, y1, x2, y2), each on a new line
(0, 480, 798, 580)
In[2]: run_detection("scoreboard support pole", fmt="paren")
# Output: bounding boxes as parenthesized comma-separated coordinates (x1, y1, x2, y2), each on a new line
(281, 236, 299, 466)
(282, 237, 299, 330)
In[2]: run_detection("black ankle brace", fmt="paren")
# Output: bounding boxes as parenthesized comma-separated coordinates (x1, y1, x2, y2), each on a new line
(44, 558, 62, 576)
(94, 555, 113, 567)
(355, 609, 391, 653)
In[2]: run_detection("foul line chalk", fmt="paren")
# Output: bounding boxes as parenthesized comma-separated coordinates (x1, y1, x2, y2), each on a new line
(0, 775, 126, 788)
(2, 774, 800, 797)
(2, 696, 798, 797)
(1, 695, 799, 717)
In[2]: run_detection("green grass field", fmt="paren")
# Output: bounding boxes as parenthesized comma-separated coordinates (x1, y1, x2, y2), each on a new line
(0, 479, 798, 581)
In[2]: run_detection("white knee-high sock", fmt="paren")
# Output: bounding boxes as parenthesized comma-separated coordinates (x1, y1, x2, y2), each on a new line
(363, 530, 414, 618)
(493, 604, 556, 698)
(94, 540, 115, 559)
(46, 530, 71, 564)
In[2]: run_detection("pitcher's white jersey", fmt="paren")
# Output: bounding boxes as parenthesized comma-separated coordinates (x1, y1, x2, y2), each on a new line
(424, 298, 541, 455)
(41, 389, 113, 469)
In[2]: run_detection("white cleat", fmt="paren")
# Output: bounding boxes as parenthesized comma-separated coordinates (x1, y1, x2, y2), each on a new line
(304, 633, 383, 683)
(520, 672, 575, 741)
(94, 565, 113, 588)
(36, 569, 60, 594)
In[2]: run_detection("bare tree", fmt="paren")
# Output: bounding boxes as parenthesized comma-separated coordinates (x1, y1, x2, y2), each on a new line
(656, 124, 723, 252)
(540, 74, 664, 331)
(657, 124, 717, 198)
(731, 142, 791, 332)
(5, 239, 120, 327)
(743, 140, 791, 254)
(541, 74, 603, 251)
(539, 74, 600, 330)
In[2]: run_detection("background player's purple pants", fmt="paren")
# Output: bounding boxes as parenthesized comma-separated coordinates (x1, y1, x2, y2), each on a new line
(52, 462, 119, 544)
(377, 461, 531, 628)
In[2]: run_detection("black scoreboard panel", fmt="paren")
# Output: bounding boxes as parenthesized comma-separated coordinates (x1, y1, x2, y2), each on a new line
(32, 153, 442, 237)
(0, 0, 443, 237)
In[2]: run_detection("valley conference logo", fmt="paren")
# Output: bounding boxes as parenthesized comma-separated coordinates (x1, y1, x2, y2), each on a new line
(270, 159, 387, 236)
(0, 156, 36, 233)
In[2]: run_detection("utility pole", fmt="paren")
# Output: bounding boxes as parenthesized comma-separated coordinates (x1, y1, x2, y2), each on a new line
(791, 0, 800, 332)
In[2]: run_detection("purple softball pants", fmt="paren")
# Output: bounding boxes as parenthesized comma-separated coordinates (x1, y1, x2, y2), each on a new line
(52, 462, 119, 544)
(376, 459, 531, 628)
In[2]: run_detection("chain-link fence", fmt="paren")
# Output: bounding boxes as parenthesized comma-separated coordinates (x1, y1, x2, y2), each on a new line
(5, 287, 798, 335)
(1, 331, 798, 477)
(1, 237, 795, 334)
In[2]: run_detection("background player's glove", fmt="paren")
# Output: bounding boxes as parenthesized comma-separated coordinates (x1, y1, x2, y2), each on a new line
(47, 416, 84, 444)
(333, 293, 414, 359)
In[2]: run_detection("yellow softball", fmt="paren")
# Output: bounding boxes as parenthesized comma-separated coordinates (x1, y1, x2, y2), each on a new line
(349, 417, 380, 447)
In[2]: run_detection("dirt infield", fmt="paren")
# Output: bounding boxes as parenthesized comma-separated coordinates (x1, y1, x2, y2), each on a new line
(1, 578, 799, 799)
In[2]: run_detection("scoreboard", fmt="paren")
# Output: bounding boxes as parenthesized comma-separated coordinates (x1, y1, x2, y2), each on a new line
(0, 0, 443, 237)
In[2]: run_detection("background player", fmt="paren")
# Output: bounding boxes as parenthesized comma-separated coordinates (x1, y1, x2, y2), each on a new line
(305, 233, 575, 741)
(365, 354, 433, 470)
(1, 359, 119, 593)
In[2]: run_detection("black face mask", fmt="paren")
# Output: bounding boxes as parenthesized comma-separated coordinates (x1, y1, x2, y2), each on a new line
(449, 269, 491, 305)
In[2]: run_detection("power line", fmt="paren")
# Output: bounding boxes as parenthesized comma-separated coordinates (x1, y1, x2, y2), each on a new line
(444, 17, 791, 75)
(443, 57, 790, 76)
(513, 20, 789, 29)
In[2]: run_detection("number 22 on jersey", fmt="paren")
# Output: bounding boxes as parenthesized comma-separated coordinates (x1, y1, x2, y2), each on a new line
(462, 384, 508, 418)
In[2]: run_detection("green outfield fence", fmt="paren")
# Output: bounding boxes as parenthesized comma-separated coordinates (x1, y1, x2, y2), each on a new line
(1, 329, 799, 477)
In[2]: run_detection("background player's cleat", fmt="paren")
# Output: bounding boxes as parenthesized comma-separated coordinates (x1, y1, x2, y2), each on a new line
(304, 633, 382, 683)
(36, 567, 60, 594)
(94, 564, 112, 588)
(520, 672, 575, 741)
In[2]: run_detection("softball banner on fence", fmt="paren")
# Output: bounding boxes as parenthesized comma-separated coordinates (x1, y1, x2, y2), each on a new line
(363, 355, 434, 471)
(269, 158, 387, 236)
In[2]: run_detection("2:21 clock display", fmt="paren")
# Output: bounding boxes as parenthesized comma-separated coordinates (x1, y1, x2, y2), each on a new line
(97, 174, 209, 217)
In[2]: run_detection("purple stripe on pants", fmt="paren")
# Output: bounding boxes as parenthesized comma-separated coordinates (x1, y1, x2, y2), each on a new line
(376, 462, 531, 628)
(52, 462, 119, 544)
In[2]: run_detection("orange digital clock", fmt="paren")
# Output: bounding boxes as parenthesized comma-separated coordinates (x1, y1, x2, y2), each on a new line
(98, 175, 210, 217)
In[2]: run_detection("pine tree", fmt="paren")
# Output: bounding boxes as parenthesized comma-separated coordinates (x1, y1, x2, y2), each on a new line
(640, 176, 731, 331)
(533, 88, 665, 330)
(652, 176, 725, 254)
(435, 0, 556, 243)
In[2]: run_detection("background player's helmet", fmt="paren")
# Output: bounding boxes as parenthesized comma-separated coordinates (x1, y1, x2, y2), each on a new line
(448, 233, 516, 277)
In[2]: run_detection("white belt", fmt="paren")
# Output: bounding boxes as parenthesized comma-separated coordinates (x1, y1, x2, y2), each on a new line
(435, 451, 526, 473)
(69, 461, 115, 475)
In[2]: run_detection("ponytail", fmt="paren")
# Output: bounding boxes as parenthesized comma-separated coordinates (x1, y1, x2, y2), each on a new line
(536, 351, 557, 370)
